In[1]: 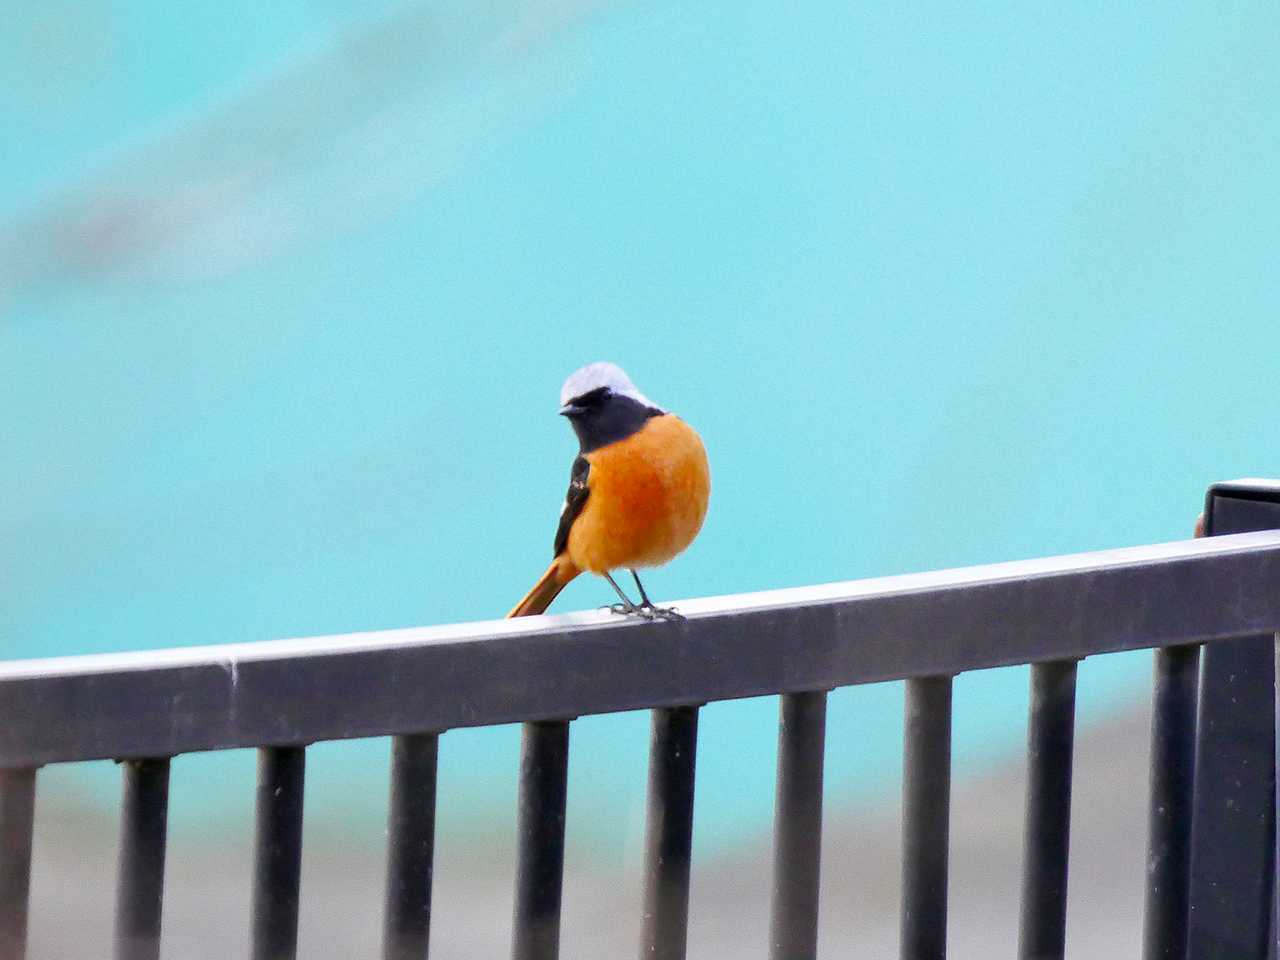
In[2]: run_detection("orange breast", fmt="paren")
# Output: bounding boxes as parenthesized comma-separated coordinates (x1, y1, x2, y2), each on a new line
(567, 414, 710, 574)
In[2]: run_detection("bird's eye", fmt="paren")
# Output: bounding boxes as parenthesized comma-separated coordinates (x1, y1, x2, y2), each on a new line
(575, 387, 610, 407)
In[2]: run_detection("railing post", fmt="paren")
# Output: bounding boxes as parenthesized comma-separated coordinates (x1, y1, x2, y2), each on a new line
(0, 769, 37, 960)
(1142, 644, 1200, 960)
(768, 690, 827, 960)
(1188, 480, 1280, 959)
(900, 676, 952, 960)
(639, 706, 699, 960)
(1269, 632, 1280, 960)
(252, 746, 306, 960)
(383, 733, 439, 960)
(1274, 632, 1280, 960)
(512, 720, 570, 960)
(114, 758, 171, 960)
(1017, 661, 1078, 960)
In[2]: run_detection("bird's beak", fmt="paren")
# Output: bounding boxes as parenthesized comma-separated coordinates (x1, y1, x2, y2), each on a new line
(559, 403, 583, 417)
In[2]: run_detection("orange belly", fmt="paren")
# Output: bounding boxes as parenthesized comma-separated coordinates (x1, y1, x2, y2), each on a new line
(566, 414, 710, 574)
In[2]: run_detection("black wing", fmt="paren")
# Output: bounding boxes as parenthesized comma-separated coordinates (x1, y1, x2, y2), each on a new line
(553, 455, 590, 557)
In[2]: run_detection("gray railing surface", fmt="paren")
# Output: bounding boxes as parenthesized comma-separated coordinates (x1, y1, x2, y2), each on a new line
(2, 481, 1280, 960)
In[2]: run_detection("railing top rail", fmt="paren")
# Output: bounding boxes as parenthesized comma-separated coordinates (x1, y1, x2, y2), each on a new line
(4, 531, 1280, 767)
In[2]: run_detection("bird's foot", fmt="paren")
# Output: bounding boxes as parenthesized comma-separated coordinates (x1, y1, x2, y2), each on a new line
(604, 601, 684, 621)
(639, 602, 684, 621)
(606, 601, 655, 619)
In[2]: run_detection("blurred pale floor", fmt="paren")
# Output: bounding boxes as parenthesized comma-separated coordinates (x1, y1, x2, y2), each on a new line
(27, 703, 1150, 960)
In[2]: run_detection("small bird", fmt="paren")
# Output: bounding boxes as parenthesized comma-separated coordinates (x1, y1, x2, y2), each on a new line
(507, 362, 710, 619)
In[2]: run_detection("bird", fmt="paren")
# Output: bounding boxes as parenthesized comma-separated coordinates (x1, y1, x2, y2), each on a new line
(507, 362, 710, 619)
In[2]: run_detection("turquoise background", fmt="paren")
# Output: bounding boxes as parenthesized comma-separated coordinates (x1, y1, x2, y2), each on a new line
(2, 2, 1277, 855)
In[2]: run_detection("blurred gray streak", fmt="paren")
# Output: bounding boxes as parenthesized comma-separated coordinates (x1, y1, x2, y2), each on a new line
(0, 0, 606, 302)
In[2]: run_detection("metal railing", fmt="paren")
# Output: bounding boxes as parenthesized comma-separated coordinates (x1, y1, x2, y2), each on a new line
(2, 483, 1280, 960)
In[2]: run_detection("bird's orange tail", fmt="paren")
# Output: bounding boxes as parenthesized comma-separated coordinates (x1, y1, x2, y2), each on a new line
(507, 555, 581, 617)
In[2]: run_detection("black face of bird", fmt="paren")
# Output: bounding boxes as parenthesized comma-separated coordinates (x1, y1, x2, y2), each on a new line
(558, 385, 611, 419)
(560, 386, 662, 454)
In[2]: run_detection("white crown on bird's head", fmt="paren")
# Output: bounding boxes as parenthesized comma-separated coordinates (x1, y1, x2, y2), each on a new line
(560, 362, 662, 411)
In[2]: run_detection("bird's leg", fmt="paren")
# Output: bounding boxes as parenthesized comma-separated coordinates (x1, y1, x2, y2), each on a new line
(630, 569, 654, 607)
(630, 569, 684, 621)
(603, 571, 652, 618)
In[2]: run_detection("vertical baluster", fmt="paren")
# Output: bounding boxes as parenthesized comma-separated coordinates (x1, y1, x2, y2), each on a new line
(512, 721, 570, 960)
(639, 706, 699, 960)
(252, 746, 306, 960)
(1142, 645, 1200, 960)
(900, 676, 953, 960)
(0, 768, 37, 960)
(768, 690, 828, 960)
(114, 758, 171, 960)
(1017, 661, 1078, 960)
(1274, 633, 1280, 960)
(383, 733, 439, 960)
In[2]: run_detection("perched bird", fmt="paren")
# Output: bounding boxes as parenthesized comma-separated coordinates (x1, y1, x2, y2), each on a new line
(507, 362, 710, 619)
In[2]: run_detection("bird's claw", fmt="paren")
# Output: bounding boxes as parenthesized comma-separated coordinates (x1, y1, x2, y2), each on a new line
(604, 602, 683, 621)
(605, 602, 650, 618)
(642, 604, 684, 621)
